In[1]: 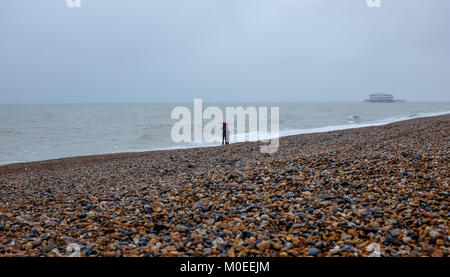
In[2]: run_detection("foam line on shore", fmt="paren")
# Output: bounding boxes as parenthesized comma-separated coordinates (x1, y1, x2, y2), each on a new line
(157, 110, 450, 149)
(276, 110, 450, 139)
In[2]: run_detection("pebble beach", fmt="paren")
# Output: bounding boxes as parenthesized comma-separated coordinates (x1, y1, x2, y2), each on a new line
(0, 115, 448, 257)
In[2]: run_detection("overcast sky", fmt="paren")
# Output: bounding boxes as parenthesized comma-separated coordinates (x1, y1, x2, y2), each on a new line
(0, 0, 449, 103)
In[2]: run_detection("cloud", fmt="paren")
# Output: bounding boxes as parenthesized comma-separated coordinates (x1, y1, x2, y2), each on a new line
(0, 0, 449, 103)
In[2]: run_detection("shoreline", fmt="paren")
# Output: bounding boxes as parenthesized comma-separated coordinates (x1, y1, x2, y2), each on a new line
(0, 114, 448, 257)
(1, 110, 449, 170)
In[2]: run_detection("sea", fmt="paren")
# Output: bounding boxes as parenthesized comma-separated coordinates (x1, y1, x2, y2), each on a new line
(0, 102, 449, 165)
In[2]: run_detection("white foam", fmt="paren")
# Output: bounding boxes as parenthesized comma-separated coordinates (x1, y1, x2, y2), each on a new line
(264, 110, 450, 140)
(159, 110, 450, 149)
(0, 161, 25, 165)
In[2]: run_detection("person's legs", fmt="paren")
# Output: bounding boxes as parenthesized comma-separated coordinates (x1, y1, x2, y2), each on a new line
(225, 126, 230, 145)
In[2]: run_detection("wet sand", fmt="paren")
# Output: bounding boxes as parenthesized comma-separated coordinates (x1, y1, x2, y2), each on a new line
(0, 114, 448, 257)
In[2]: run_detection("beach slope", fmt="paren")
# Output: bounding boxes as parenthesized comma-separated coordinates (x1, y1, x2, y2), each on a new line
(0, 115, 448, 257)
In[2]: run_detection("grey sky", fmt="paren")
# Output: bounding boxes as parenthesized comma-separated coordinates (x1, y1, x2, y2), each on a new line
(0, 0, 449, 103)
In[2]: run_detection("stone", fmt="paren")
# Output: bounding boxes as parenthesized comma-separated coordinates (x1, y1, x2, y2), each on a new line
(342, 245, 351, 252)
(366, 243, 381, 253)
(402, 237, 412, 244)
(77, 213, 87, 219)
(307, 248, 320, 256)
(389, 230, 399, 237)
(176, 225, 188, 232)
(429, 231, 439, 238)
(368, 251, 381, 257)
(256, 241, 271, 251)
(431, 250, 443, 257)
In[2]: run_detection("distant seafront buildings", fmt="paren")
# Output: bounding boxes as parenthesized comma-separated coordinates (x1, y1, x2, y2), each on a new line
(364, 93, 406, 103)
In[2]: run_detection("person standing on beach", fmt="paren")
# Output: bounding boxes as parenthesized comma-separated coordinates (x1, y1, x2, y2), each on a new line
(222, 122, 227, 145)
(222, 122, 230, 145)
